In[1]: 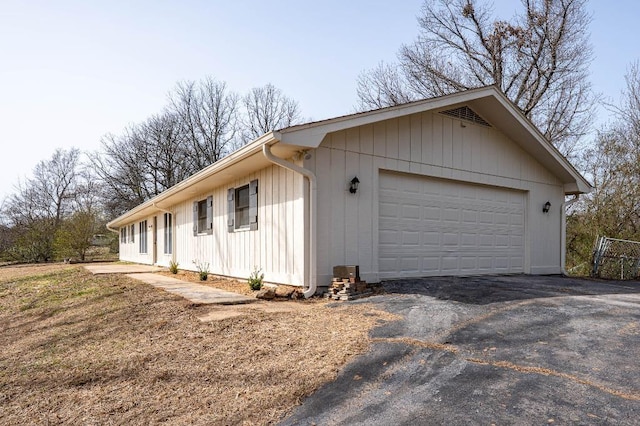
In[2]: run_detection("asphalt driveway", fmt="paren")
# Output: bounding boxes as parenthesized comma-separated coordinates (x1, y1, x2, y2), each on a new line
(282, 275, 640, 425)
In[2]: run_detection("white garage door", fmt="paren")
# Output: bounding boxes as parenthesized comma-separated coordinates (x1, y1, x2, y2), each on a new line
(378, 171, 525, 278)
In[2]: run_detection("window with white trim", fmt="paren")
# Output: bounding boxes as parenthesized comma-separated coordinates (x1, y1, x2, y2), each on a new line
(235, 185, 250, 228)
(139, 220, 147, 253)
(227, 179, 258, 231)
(120, 227, 127, 243)
(193, 196, 213, 235)
(164, 213, 172, 254)
(129, 224, 135, 243)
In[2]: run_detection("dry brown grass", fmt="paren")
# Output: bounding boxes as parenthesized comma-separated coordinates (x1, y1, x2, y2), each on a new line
(0, 262, 76, 281)
(0, 265, 395, 425)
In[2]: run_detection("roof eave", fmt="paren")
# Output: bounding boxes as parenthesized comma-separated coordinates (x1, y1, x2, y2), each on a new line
(279, 86, 499, 147)
(279, 85, 591, 195)
(470, 91, 593, 195)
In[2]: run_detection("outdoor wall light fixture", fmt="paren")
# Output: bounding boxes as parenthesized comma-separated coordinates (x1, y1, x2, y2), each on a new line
(542, 201, 551, 213)
(349, 176, 360, 194)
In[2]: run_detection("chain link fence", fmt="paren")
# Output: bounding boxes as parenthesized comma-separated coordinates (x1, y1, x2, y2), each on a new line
(591, 236, 640, 279)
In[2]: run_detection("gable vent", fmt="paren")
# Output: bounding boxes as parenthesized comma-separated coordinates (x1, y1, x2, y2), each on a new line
(439, 106, 491, 127)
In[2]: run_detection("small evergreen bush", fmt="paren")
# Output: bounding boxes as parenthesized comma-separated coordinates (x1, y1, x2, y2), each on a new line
(193, 260, 210, 281)
(248, 267, 264, 291)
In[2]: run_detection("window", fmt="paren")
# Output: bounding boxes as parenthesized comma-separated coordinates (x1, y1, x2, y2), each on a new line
(228, 179, 258, 232)
(193, 196, 213, 235)
(164, 213, 172, 255)
(120, 227, 126, 243)
(198, 199, 207, 232)
(235, 185, 250, 228)
(129, 224, 135, 243)
(139, 220, 147, 253)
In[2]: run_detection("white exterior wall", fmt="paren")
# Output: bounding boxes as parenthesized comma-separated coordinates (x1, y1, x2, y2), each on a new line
(118, 220, 154, 265)
(116, 164, 306, 286)
(305, 110, 565, 285)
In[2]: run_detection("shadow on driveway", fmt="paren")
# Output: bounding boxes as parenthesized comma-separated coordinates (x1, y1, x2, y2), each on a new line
(382, 274, 640, 305)
(282, 275, 640, 425)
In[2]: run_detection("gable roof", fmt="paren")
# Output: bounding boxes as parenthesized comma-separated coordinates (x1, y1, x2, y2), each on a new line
(278, 85, 591, 194)
(107, 86, 591, 229)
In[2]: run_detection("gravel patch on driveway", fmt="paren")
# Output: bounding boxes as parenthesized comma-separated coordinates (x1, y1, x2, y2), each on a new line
(282, 275, 640, 425)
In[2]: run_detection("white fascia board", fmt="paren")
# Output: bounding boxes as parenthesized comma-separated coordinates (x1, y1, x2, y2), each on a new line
(279, 85, 591, 194)
(107, 132, 279, 228)
(280, 86, 499, 147)
(488, 92, 593, 194)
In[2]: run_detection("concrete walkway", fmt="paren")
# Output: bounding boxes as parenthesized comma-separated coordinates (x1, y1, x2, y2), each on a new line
(125, 273, 255, 305)
(83, 263, 255, 305)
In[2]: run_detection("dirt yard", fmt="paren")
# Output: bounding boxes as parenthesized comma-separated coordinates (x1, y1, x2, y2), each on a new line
(0, 264, 396, 425)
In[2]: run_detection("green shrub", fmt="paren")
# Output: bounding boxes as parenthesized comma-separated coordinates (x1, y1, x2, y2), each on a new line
(169, 260, 179, 274)
(248, 267, 264, 291)
(193, 260, 209, 281)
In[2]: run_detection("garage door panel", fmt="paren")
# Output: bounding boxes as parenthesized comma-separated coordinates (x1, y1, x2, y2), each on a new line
(423, 231, 441, 246)
(511, 235, 524, 247)
(511, 214, 524, 226)
(402, 230, 420, 245)
(494, 213, 510, 225)
(379, 229, 399, 245)
(379, 202, 399, 219)
(379, 171, 525, 278)
(478, 234, 495, 248)
(460, 256, 478, 270)
(442, 233, 460, 247)
(511, 257, 524, 268)
(462, 210, 477, 223)
(443, 208, 461, 222)
(441, 256, 459, 272)
(401, 256, 420, 271)
(403, 204, 421, 219)
(495, 235, 510, 248)
(424, 206, 441, 220)
(422, 256, 440, 270)
(461, 234, 477, 247)
(478, 212, 494, 224)
(477, 256, 493, 269)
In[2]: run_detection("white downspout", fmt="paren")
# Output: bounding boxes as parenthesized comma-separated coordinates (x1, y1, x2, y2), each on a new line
(262, 144, 317, 298)
(561, 194, 580, 276)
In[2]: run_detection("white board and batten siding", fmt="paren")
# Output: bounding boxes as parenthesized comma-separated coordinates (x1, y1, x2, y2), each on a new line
(167, 163, 305, 286)
(306, 109, 564, 285)
(118, 221, 154, 265)
(117, 163, 305, 286)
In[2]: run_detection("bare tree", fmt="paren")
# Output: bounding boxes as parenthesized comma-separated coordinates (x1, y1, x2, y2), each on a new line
(91, 112, 193, 217)
(2, 148, 82, 261)
(242, 83, 302, 140)
(357, 0, 595, 156)
(91, 78, 303, 217)
(5, 148, 80, 227)
(567, 63, 640, 274)
(91, 128, 151, 216)
(170, 77, 240, 168)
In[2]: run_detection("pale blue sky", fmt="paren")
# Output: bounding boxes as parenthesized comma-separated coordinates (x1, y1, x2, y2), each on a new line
(0, 0, 637, 200)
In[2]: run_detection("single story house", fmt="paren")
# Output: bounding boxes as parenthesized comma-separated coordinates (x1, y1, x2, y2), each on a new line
(107, 86, 591, 297)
